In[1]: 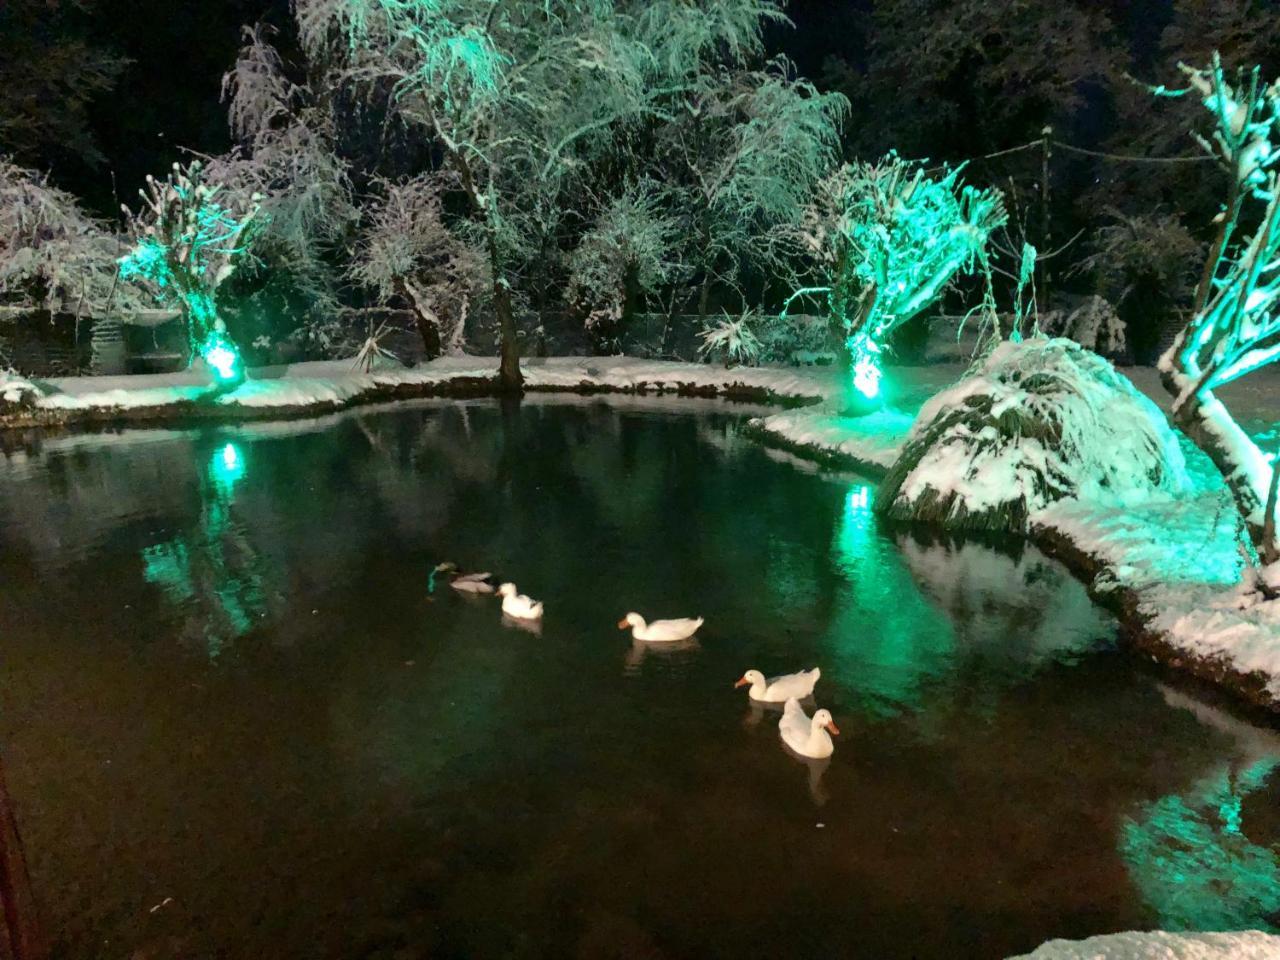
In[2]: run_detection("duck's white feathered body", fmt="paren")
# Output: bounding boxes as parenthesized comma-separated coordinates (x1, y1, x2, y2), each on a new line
(450, 571, 495, 594)
(737, 667, 820, 703)
(498, 583, 543, 620)
(779, 698, 838, 759)
(618, 613, 703, 642)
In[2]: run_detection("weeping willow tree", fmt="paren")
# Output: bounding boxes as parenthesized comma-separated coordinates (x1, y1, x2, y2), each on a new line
(787, 155, 1006, 400)
(293, 0, 801, 391)
(1157, 54, 1280, 571)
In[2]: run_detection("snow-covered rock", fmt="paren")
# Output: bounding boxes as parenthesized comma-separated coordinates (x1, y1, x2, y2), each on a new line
(1008, 930, 1280, 959)
(0, 370, 40, 411)
(877, 338, 1188, 533)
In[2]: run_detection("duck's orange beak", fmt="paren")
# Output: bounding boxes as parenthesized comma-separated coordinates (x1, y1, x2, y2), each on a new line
(617, 618, 630, 629)
(825, 720, 841, 736)
(733, 676, 750, 688)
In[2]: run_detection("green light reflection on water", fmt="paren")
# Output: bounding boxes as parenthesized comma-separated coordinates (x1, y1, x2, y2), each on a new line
(1121, 758, 1280, 932)
(823, 483, 957, 716)
(140, 440, 264, 659)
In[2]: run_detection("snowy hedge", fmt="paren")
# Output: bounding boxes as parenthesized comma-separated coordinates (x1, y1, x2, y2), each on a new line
(876, 338, 1187, 533)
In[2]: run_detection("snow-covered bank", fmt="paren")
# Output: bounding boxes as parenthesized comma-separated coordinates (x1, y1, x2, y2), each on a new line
(0, 356, 838, 428)
(1008, 930, 1280, 959)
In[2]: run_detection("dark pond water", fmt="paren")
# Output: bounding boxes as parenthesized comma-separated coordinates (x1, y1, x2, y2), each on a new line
(1, 398, 1279, 960)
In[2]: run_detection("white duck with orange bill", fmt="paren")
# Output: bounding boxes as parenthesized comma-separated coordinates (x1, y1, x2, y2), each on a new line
(779, 698, 839, 759)
(734, 667, 820, 703)
(617, 612, 703, 642)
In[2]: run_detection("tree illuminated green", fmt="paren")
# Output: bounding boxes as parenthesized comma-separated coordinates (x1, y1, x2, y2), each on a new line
(1156, 54, 1280, 571)
(787, 155, 1006, 399)
(119, 161, 263, 385)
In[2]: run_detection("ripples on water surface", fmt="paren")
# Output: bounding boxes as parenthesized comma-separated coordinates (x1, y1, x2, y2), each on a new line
(0, 398, 1278, 959)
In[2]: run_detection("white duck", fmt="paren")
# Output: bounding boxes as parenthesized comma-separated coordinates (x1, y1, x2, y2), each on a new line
(617, 612, 703, 642)
(497, 583, 543, 621)
(450, 571, 495, 594)
(778, 698, 839, 759)
(734, 667, 820, 703)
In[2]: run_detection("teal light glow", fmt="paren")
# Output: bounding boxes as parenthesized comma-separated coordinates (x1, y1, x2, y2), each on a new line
(200, 332, 243, 384)
(1121, 757, 1280, 931)
(847, 333, 883, 400)
(853, 355, 882, 399)
(211, 442, 246, 491)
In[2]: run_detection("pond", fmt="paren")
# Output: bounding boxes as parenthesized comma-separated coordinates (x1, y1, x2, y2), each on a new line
(1, 398, 1278, 959)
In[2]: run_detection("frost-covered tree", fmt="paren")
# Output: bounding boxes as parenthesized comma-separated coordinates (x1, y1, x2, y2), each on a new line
(787, 155, 1006, 399)
(351, 173, 487, 357)
(0, 158, 148, 316)
(657, 60, 846, 321)
(1157, 55, 1280, 570)
(119, 161, 264, 384)
(567, 181, 679, 352)
(293, 0, 795, 391)
(209, 27, 358, 351)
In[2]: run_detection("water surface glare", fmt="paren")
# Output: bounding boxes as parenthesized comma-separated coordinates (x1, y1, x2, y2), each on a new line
(1, 398, 1278, 959)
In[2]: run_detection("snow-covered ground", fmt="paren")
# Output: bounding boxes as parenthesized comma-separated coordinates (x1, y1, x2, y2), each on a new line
(10, 356, 841, 420)
(1008, 930, 1280, 959)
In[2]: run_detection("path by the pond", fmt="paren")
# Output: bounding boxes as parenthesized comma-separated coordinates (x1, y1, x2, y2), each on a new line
(1, 399, 1278, 959)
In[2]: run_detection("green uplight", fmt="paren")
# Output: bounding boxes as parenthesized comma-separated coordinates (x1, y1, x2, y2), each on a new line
(200, 331, 244, 385)
(847, 333, 883, 400)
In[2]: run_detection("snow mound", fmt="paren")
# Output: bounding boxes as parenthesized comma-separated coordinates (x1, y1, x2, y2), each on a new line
(877, 338, 1187, 533)
(1007, 930, 1280, 959)
(0, 370, 41, 411)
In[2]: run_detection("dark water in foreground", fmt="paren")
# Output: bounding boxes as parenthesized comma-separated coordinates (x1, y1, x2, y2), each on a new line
(1, 398, 1278, 960)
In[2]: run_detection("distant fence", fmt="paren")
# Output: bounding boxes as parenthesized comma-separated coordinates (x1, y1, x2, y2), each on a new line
(0, 305, 844, 377)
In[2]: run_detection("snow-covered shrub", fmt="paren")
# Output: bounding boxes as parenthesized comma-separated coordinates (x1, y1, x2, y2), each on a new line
(757, 311, 837, 364)
(0, 369, 40, 412)
(350, 174, 487, 359)
(568, 182, 678, 352)
(876, 338, 1188, 533)
(0, 158, 148, 315)
(697, 311, 762, 367)
(120, 160, 264, 367)
(1039, 295, 1127, 358)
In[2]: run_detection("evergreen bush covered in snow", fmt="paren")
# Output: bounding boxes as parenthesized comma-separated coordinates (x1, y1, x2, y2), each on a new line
(1039, 295, 1127, 358)
(876, 338, 1188, 533)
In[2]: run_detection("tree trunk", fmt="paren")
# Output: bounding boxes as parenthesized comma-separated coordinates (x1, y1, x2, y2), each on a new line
(395, 278, 442, 361)
(620, 262, 639, 352)
(1165, 378, 1280, 562)
(697, 272, 712, 326)
(0, 755, 45, 960)
(494, 277, 523, 394)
